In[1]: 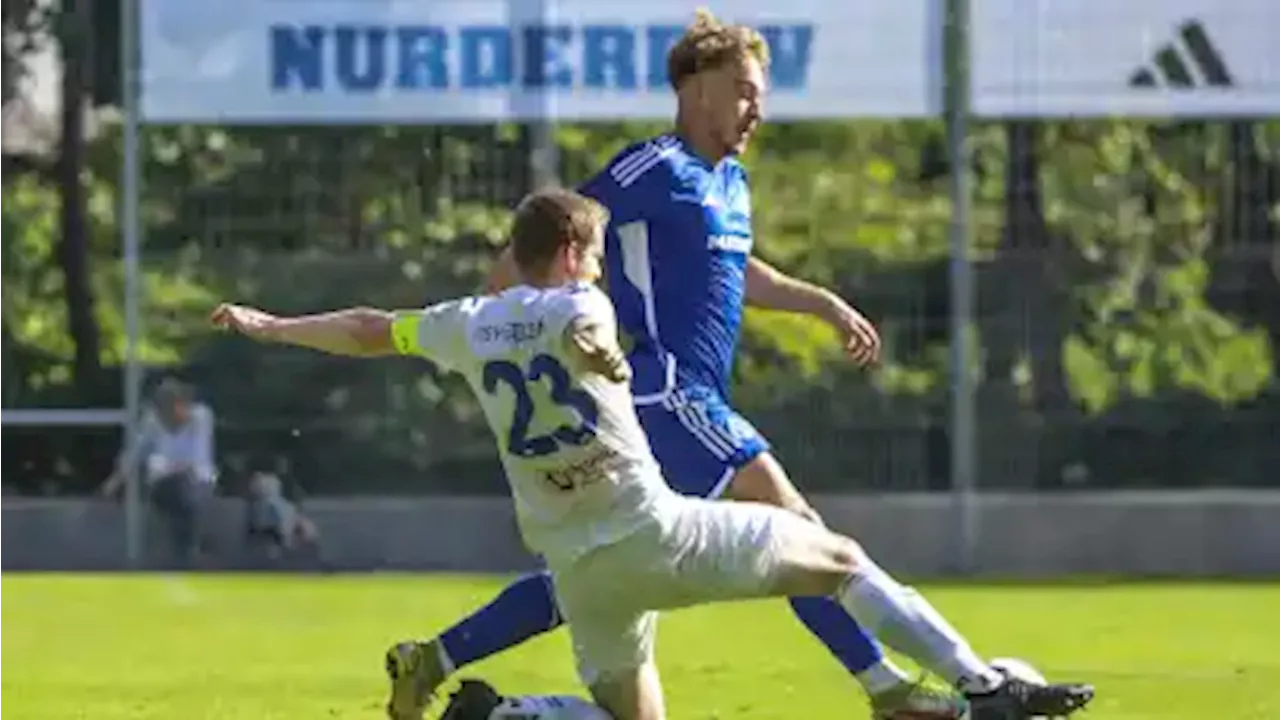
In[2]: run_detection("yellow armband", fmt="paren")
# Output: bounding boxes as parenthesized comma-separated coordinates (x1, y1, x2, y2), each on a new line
(390, 314, 420, 356)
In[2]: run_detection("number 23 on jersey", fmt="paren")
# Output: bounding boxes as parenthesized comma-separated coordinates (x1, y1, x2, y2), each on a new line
(482, 354, 598, 458)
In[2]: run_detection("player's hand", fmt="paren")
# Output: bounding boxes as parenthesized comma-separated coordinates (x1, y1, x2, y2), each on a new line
(828, 305, 881, 367)
(567, 322, 632, 384)
(210, 303, 280, 341)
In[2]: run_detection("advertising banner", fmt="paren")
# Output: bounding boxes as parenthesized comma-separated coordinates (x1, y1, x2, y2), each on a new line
(972, 0, 1279, 117)
(141, 0, 943, 123)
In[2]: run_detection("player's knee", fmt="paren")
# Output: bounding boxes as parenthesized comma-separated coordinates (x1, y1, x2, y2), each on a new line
(588, 664, 664, 720)
(828, 534, 869, 574)
(772, 530, 869, 597)
(813, 535, 869, 592)
(726, 453, 808, 514)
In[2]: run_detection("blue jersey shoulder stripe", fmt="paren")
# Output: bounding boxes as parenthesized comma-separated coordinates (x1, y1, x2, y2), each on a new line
(609, 136, 680, 189)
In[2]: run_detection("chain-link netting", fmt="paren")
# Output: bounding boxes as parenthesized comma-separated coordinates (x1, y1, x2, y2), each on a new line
(4, 3, 1277, 498)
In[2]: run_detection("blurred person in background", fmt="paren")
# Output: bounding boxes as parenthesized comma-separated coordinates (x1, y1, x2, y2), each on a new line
(244, 458, 324, 567)
(99, 376, 217, 567)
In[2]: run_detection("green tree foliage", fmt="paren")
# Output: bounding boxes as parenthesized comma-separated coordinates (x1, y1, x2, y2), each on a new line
(6, 116, 1279, 493)
(4, 80, 1277, 491)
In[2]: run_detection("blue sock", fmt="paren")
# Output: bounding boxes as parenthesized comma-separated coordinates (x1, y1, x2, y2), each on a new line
(437, 570, 563, 670)
(789, 595, 884, 675)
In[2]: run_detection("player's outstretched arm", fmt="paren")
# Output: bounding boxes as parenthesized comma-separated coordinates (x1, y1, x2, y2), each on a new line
(210, 303, 397, 358)
(744, 256, 882, 366)
(564, 317, 631, 384)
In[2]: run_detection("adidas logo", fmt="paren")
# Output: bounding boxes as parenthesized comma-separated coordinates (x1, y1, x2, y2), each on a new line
(1129, 20, 1234, 89)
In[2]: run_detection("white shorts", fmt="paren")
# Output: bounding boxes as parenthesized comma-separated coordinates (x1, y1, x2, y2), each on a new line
(547, 494, 825, 686)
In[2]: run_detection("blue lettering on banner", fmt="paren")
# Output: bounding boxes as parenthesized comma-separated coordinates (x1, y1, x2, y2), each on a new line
(269, 23, 813, 93)
(522, 25, 572, 88)
(460, 26, 510, 88)
(399, 26, 449, 89)
(583, 25, 637, 90)
(646, 25, 684, 88)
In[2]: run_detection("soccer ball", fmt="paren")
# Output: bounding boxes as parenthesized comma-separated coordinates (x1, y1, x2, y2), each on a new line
(989, 657, 1047, 686)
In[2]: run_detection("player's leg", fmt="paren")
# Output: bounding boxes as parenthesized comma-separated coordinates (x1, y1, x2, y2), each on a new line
(637, 389, 923, 708)
(718, 415, 1082, 717)
(726, 453, 916, 690)
(436, 570, 562, 672)
(384, 570, 563, 719)
(797, 517, 1094, 719)
(660, 498, 1093, 719)
(727, 455, 956, 715)
(728, 452, 1095, 716)
(642, 496, 966, 680)
(587, 662, 666, 720)
(552, 562, 667, 720)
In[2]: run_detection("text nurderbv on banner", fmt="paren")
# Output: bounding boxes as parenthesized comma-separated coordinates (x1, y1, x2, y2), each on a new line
(139, 0, 944, 124)
(971, 0, 1279, 118)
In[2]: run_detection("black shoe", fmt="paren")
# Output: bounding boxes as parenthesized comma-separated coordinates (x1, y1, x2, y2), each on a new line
(966, 674, 1095, 720)
(440, 679, 504, 720)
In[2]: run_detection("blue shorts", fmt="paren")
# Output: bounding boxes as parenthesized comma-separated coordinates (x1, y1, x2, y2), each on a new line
(636, 385, 770, 499)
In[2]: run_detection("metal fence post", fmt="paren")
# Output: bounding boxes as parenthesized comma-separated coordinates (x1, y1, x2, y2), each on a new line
(945, 0, 978, 573)
(530, 0, 560, 187)
(120, 0, 145, 567)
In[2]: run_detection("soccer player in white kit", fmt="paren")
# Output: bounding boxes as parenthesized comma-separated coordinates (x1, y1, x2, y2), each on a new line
(211, 189, 1093, 720)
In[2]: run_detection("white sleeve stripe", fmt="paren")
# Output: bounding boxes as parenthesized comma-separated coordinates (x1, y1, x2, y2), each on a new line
(609, 137, 680, 189)
(608, 136, 677, 180)
(616, 146, 679, 188)
(610, 144, 658, 181)
(611, 149, 659, 188)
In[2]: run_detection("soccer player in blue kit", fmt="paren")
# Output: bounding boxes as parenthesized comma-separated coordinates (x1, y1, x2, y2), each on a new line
(393, 10, 1095, 720)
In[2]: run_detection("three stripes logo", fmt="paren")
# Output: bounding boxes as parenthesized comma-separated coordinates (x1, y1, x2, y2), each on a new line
(1129, 20, 1234, 89)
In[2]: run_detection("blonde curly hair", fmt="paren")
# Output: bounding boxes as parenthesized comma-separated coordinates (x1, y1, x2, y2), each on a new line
(666, 8, 771, 90)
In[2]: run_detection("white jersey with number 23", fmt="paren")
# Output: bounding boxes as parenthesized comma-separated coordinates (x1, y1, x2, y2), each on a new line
(391, 282, 672, 562)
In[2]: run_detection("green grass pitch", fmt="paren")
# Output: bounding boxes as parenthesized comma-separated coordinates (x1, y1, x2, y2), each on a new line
(3, 575, 1277, 719)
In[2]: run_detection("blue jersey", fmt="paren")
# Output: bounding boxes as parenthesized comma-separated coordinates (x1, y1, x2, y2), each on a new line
(580, 134, 754, 403)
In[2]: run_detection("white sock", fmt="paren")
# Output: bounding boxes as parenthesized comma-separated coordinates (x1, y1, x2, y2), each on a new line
(488, 695, 613, 720)
(432, 639, 457, 676)
(856, 658, 912, 695)
(835, 562, 1002, 692)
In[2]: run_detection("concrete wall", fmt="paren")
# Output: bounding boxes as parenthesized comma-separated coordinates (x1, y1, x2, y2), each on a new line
(4, 491, 1280, 576)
